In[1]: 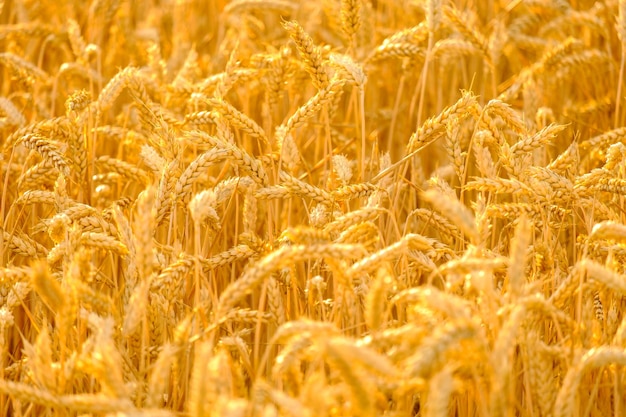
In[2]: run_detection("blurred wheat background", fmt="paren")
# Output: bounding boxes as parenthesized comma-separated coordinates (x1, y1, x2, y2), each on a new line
(1, 0, 626, 416)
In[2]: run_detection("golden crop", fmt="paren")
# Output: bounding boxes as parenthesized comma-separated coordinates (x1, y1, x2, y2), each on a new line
(0, 0, 625, 416)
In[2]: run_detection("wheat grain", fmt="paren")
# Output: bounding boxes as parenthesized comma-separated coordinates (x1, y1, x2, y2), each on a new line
(282, 20, 329, 90)
(407, 92, 478, 154)
(208, 98, 269, 147)
(554, 347, 626, 417)
(0, 52, 50, 85)
(403, 318, 481, 379)
(421, 189, 478, 245)
(19, 133, 70, 177)
(216, 243, 366, 318)
(324, 338, 376, 417)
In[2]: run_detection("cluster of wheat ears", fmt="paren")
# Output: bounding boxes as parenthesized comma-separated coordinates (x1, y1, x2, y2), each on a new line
(1, 0, 626, 416)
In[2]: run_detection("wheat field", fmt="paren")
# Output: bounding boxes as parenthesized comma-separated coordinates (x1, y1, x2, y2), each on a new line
(0, 0, 625, 416)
